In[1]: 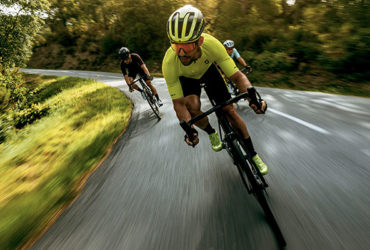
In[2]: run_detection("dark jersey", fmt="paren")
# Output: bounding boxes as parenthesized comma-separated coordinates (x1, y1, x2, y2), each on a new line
(120, 53, 145, 77)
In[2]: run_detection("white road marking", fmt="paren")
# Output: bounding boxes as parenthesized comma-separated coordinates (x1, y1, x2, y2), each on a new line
(269, 108, 330, 134)
(312, 99, 369, 115)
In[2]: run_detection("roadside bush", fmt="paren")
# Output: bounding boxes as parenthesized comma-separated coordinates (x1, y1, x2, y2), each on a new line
(0, 118, 6, 143)
(12, 103, 49, 129)
(0, 68, 50, 133)
(0, 86, 10, 111)
(250, 51, 294, 72)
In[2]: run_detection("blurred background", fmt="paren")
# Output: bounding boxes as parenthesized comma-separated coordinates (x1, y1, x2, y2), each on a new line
(1, 0, 369, 94)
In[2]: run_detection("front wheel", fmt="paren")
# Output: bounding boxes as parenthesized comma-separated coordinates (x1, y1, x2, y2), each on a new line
(226, 138, 286, 247)
(143, 86, 161, 120)
(255, 189, 287, 247)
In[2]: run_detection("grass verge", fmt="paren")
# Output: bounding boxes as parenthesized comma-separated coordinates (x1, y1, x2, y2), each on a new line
(0, 74, 132, 249)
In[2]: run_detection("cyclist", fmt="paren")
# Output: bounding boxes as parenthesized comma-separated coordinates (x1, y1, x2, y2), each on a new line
(162, 5, 268, 174)
(223, 40, 252, 71)
(119, 47, 163, 106)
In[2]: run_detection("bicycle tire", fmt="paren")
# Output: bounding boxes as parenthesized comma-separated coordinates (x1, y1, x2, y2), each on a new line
(229, 139, 286, 247)
(218, 115, 255, 192)
(255, 189, 287, 247)
(219, 115, 286, 247)
(142, 81, 161, 120)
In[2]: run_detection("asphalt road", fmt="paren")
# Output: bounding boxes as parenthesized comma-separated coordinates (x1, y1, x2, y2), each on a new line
(22, 69, 370, 250)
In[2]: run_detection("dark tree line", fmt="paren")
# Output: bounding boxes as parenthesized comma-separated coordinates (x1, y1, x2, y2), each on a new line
(25, 0, 370, 80)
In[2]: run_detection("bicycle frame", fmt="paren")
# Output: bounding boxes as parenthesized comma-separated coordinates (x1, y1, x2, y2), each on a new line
(129, 76, 161, 119)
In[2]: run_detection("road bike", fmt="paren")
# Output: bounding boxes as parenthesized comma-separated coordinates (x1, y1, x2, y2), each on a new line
(180, 86, 286, 247)
(130, 76, 161, 120)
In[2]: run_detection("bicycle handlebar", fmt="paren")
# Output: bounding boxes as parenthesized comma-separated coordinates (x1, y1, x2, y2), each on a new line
(128, 76, 144, 86)
(180, 92, 250, 140)
(127, 75, 153, 86)
(240, 66, 252, 74)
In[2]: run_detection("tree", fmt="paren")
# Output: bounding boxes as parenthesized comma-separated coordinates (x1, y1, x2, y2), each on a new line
(0, 0, 50, 68)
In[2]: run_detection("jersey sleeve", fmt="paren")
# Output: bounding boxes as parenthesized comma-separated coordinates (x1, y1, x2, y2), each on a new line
(132, 53, 144, 66)
(211, 37, 239, 78)
(232, 48, 241, 59)
(162, 49, 184, 100)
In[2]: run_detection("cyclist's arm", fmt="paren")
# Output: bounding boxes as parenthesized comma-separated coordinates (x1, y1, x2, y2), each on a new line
(140, 64, 150, 76)
(124, 75, 132, 85)
(229, 70, 252, 93)
(172, 97, 192, 122)
(237, 57, 248, 67)
(120, 63, 132, 86)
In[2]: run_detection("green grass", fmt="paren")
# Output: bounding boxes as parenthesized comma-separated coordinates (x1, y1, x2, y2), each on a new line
(0, 74, 132, 249)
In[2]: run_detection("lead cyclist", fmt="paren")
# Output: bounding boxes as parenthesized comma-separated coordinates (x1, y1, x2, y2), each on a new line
(162, 5, 269, 174)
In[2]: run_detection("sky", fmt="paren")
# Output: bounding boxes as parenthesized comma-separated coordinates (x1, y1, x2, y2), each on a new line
(0, 4, 21, 16)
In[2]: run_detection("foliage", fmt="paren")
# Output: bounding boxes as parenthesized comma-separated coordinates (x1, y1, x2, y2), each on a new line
(247, 51, 294, 72)
(0, 0, 50, 67)
(0, 69, 50, 141)
(27, 0, 369, 83)
(12, 103, 49, 129)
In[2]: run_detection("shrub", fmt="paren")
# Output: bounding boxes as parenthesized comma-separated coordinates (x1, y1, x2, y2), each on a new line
(0, 118, 6, 143)
(250, 51, 294, 72)
(0, 86, 10, 111)
(12, 103, 49, 129)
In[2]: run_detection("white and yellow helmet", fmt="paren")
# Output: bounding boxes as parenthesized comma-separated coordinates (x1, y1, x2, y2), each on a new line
(167, 5, 205, 43)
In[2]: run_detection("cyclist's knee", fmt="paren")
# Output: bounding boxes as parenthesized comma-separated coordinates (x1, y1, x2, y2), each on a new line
(222, 104, 236, 114)
(223, 105, 240, 119)
(185, 96, 201, 115)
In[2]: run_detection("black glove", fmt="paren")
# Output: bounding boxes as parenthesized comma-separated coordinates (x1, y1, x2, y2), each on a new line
(184, 127, 199, 147)
(247, 87, 267, 114)
(143, 74, 153, 81)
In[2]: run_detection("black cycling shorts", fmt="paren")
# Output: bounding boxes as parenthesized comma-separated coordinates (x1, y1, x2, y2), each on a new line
(179, 63, 231, 105)
(129, 72, 150, 81)
(128, 69, 150, 81)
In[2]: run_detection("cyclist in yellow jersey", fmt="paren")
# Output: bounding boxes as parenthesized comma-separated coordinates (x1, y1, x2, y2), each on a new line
(162, 5, 268, 174)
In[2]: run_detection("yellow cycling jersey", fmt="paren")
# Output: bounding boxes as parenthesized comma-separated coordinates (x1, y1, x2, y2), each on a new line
(162, 33, 239, 99)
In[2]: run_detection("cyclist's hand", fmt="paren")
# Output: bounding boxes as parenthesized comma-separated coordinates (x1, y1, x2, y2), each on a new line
(250, 100, 267, 114)
(247, 87, 267, 114)
(129, 83, 138, 92)
(144, 74, 153, 81)
(184, 128, 199, 147)
(246, 65, 253, 72)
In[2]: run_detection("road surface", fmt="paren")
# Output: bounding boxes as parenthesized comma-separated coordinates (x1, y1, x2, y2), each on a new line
(22, 69, 370, 250)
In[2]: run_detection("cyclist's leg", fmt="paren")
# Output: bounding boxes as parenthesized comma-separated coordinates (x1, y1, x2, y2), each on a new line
(180, 75, 222, 151)
(202, 64, 268, 166)
(128, 74, 140, 90)
(223, 106, 268, 174)
(201, 64, 251, 139)
(179, 76, 208, 129)
(141, 74, 158, 95)
(145, 80, 158, 95)
(222, 104, 250, 138)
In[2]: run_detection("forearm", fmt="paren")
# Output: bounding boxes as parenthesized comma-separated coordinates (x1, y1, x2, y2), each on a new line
(237, 57, 247, 67)
(173, 98, 192, 122)
(230, 71, 252, 92)
(141, 64, 150, 75)
(124, 75, 131, 85)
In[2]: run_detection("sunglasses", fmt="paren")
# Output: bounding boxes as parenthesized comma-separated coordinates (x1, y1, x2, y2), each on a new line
(171, 42, 197, 54)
